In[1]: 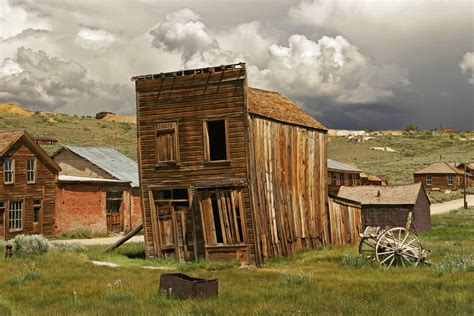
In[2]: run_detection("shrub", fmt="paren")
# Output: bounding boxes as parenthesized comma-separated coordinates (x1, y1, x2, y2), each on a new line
(8, 264, 42, 285)
(434, 252, 474, 277)
(13, 234, 49, 256)
(60, 229, 93, 239)
(341, 254, 366, 268)
(278, 270, 311, 287)
(51, 242, 86, 253)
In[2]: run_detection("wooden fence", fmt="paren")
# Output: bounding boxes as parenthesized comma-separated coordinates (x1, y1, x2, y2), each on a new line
(327, 197, 362, 245)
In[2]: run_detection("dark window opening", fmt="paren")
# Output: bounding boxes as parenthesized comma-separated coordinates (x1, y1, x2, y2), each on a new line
(236, 204, 244, 242)
(106, 192, 123, 214)
(211, 194, 224, 243)
(33, 199, 41, 223)
(206, 120, 227, 161)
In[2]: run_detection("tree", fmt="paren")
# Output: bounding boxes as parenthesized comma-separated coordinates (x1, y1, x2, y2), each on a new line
(405, 124, 418, 132)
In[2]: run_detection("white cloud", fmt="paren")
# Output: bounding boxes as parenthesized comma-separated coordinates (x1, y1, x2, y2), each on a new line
(0, 0, 51, 39)
(75, 28, 119, 50)
(0, 47, 134, 114)
(150, 8, 408, 104)
(459, 52, 474, 85)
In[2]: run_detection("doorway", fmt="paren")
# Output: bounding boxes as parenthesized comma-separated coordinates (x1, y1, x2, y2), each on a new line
(151, 188, 191, 262)
(106, 191, 123, 233)
(0, 200, 4, 239)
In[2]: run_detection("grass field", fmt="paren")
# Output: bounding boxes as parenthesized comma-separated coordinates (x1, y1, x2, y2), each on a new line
(0, 208, 472, 315)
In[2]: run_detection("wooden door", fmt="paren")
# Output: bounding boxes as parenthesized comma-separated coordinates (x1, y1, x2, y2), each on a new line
(107, 213, 122, 233)
(156, 203, 188, 261)
(106, 192, 123, 233)
(0, 208, 4, 239)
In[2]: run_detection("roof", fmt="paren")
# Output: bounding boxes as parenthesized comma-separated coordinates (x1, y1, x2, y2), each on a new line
(0, 130, 61, 171)
(56, 146, 139, 187)
(58, 175, 130, 184)
(337, 182, 429, 206)
(247, 88, 327, 131)
(327, 159, 361, 172)
(414, 162, 464, 175)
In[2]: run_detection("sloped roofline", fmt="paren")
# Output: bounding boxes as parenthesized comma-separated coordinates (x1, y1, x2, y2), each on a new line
(0, 130, 61, 172)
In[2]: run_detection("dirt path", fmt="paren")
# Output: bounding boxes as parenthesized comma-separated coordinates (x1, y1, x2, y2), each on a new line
(431, 195, 474, 215)
(52, 235, 144, 246)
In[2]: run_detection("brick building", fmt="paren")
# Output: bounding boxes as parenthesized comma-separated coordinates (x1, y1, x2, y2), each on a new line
(337, 182, 431, 232)
(414, 162, 465, 191)
(53, 146, 141, 235)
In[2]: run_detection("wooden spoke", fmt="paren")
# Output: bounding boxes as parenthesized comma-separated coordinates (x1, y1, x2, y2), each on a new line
(375, 227, 422, 267)
(359, 237, 376, 261)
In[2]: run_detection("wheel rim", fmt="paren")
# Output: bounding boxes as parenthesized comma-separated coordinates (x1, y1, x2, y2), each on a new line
(375, 228, 422, 268)
(359, 237, 376, 261)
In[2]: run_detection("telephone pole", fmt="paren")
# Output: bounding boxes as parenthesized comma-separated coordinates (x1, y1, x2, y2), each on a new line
(464, 163, 468, 209)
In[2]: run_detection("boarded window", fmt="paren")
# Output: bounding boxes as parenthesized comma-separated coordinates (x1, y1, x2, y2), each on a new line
(344, 174, 349, 186)
(448, 175, 453, 185)
(335, 173, 340, 185)
(426, 175, 432, 185)
(9, 201, 22, 231)
(4, 159, 14, 184)
(199, 189, 246, 246)
(204, 119, 228, 161)
(33, 199, 41, 223)
(155, 122, 179, 164)
(27, 159, 36, 183)
(106, 192, 123, 214)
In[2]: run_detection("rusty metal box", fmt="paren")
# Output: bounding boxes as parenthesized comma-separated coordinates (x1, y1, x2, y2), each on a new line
(159, 273, 218, 299)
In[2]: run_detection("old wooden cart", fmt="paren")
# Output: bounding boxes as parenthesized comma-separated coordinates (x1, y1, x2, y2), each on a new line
(358, 226, 428, 267)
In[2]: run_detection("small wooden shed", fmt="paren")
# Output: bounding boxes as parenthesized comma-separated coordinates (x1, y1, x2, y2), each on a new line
(0, 131, 60, 240)
(337, 183, 431, 232)
(133, 63, 328, 266)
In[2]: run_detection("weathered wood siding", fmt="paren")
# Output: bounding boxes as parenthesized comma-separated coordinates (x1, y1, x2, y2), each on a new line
(414, 174, 464, 191)
(327, 198, 362, 245)
(0, 140, 57, 239)
(135, 68, 255, 261)
(248, 116, 328, 261)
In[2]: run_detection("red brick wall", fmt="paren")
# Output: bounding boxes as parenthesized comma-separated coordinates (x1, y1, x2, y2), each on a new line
(55, 183, 142, 235)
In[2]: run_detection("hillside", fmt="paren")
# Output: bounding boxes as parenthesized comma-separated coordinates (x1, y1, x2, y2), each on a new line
(1, 108, 473, 185)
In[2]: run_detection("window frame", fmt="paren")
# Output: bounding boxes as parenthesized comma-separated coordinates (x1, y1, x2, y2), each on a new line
(33, 198, 42, 224)
(106, 191, 123, 215)
(3, 159, 14, 184)
(26, 159, 37, 184)
(335, 173, 341, 186)
(8, 200, 23, 232)
(447, 175, 453, 186)
(203, 117, 230, 163)
(426, 175, 432, 186)
(154, 121, 180, 166)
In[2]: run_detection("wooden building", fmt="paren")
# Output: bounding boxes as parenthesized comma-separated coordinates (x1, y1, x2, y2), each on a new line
(337, 183, 431, 232)
(0, 131, 60, 240)
(328, 159, 361, 194)
(414, 162, 465, 191)
(53, 146, 141, 235)
(456, 163, 473, 187)
(133, 63, 328, 266)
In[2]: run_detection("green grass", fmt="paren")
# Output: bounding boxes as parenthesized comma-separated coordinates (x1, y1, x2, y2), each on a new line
(0, 208, 472, 315)
(0, 112, 137, 160)
(328, 132, 474, 185)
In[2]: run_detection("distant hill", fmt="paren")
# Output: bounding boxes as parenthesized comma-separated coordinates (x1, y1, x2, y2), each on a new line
(0, 103, 34, 116)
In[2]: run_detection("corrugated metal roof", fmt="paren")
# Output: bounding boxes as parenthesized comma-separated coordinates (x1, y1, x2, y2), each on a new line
(58, 175, 130, 184)
(337, 183, 427, 205)
(327, 159, 361, 172)
(65, 146, 139, 187)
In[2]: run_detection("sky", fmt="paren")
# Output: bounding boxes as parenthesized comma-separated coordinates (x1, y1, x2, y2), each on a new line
(0, 0, 473, 130)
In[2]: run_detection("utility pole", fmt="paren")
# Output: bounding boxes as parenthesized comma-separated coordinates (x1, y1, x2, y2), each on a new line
(464, 163, 468, 209)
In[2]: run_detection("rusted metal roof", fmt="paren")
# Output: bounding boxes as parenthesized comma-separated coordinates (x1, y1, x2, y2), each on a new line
(414, 162, 464, 175)
(60, 146, 139, 187)
(328, 159, 361, 172)
(337, 182, 428, 205)
(247, 88, 327, 131)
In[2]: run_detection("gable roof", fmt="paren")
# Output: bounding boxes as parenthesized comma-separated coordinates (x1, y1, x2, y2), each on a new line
(414, 162, 464, 175)
(0, 130, 61, 172)
(247, 88, 327, 131)
(55, 146, 139, 187)
(337, 182, 429, 205)
(327, 159, 361, 173)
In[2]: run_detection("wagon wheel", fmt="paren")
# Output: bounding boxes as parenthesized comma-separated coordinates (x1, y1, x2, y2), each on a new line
(358, 237, 376, 261)
(375, 227, 422, 268)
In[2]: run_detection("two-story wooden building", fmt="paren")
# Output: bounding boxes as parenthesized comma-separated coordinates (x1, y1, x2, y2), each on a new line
(133, 63, 328, 266)
(327, 159, 361, 194)
(0, 131, 60, 240)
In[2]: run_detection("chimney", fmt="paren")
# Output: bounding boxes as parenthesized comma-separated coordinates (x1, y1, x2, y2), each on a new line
(376, 190, 381, 197)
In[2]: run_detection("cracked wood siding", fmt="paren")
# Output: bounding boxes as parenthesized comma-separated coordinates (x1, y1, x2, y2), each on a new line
(135, 68, 255, 261)
(327, 198, 362, 245)
(248, 116, 328, 261)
